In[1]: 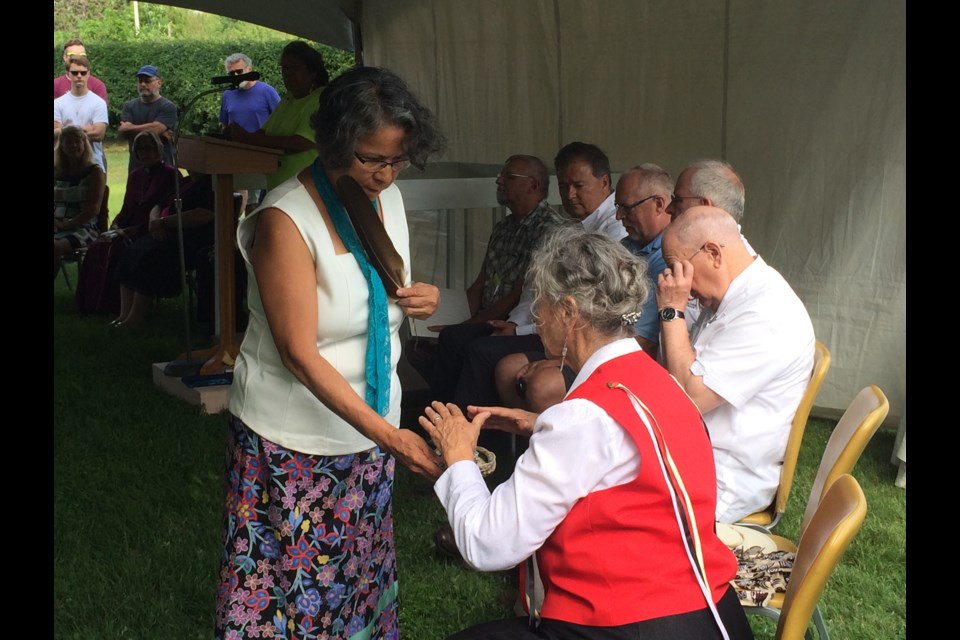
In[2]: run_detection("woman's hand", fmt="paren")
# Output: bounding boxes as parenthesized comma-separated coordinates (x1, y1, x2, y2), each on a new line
(396, 282, 440, 319)
(467, 405, 538, 437)
(148, 218, 169, 241)
(384, 428, 444, 482)
(419, 401, 489, 469)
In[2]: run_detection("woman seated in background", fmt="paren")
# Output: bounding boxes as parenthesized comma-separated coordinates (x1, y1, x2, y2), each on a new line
(421, 227, 754, 640)
(111, 172, 215, 327)
(54, 125, 105, 279)
(105, 130, 180, 242)
(76, 130, 179, 317)
(225, 40, 328, 193)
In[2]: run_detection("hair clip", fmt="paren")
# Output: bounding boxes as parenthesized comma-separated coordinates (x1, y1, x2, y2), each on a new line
(620, 310, 642, 326)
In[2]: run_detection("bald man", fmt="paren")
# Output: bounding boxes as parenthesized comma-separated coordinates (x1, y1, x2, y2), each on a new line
(657, 206, 814, 523)
(428, 155, 568, 405)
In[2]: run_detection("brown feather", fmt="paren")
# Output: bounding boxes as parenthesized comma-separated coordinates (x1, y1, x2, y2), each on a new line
(335, 175, 407, 298)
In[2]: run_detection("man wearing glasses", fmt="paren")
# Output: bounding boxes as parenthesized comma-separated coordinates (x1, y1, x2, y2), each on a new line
(119, 65, 178, 171)
(665, 159, 755, 330)
(492, 163, 674, 413)
(54, 39, 108, 104)
(656, 206, 814, 523)
(446, 146, 636, 415)
(219, 53, 281, 213)
(218, 53, 280, 135)
(428, 155, 568, 404)
(53, 55, 108, 172)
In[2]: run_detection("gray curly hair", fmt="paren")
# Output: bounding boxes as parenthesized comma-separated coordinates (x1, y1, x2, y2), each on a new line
(527, 226, 650, 338)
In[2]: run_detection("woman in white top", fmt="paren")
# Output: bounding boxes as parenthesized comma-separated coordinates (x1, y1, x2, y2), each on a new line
(216, 67, 446, 640)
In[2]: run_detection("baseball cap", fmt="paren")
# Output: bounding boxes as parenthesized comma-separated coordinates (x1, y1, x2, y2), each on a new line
(135, 65, 160, 78)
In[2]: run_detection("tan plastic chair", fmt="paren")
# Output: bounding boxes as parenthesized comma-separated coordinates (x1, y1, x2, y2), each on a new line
(794, 385, 888, 536)
(773, 474, 867, 640)
(738, 340, 832, 530)
(734, 386, 888, 637)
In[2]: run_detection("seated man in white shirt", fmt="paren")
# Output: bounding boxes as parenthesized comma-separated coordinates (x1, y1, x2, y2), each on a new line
(446, 143, 623, 412)
(655, 206, 815, 523)
(666, 159, 756, 333)
(494, 163, 675, 412)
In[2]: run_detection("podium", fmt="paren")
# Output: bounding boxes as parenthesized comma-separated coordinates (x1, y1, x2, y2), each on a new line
(176, 135, 282, 374)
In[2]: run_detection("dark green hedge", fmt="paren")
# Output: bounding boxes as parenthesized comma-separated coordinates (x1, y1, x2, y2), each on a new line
(53, 39, 354, 137)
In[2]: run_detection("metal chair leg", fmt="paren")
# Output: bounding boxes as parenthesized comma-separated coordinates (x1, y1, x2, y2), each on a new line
(60, 258, 74, 290)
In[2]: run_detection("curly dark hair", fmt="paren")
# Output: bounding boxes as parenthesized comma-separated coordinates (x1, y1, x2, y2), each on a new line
(553, 141, 611, 182)
(311, 66, 446, 170)
(280, 41, 329, 89)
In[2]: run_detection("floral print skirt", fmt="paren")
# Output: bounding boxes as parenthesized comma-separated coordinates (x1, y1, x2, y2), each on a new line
(215, 415, 399, 640)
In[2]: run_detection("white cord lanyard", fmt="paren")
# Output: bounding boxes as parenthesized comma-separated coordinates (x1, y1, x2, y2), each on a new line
(608, 381, 731, 640)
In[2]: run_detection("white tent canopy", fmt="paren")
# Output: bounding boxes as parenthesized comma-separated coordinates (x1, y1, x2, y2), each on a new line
(158, 0, 906, 421)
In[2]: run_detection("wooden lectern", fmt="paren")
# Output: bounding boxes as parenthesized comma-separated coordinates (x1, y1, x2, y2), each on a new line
(177, 135, 282, 374)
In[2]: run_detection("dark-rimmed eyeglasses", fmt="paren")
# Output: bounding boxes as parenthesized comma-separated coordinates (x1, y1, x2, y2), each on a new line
(227, 68, 249, 76)
(354, 152, 411, 173)
(69, 69, 89, 77)
(615, 194, 658, 213)
(670, 193, 701, 205)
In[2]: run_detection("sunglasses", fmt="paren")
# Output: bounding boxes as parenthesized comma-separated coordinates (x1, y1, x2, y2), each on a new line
(69, 69, 89, 77)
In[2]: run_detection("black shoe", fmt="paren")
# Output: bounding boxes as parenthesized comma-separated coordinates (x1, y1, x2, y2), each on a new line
(433, 524, 467, 566)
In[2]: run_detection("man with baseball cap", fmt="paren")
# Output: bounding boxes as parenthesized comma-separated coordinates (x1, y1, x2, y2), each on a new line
(119, 64, 178, 171)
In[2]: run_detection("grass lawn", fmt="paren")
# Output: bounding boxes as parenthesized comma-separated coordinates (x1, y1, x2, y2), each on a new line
(103, 139, 132, 223)
(53, 264, 905, 639)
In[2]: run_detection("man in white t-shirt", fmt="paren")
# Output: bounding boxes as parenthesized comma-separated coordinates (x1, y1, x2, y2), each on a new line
(53, 55, 108, 172)
(665, 159, 756, 333)
(656, 206, 814, 523)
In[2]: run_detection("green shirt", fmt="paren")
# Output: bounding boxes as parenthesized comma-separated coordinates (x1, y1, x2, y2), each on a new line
(262, 87, 321, 190)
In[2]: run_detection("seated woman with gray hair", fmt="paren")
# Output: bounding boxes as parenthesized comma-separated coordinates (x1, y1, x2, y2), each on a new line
(421, 226, 753, 639)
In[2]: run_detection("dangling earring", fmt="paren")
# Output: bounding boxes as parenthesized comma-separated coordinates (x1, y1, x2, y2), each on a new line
(559, 339, 568, 371)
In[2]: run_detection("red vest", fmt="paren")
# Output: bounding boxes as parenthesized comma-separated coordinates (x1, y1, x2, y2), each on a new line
(534, 350, 736, 625)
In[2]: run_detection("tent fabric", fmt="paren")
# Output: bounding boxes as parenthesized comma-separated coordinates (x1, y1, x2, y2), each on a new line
(147, 0, 904, 419)
(360, 0, 905, 419)
(160, 0, 357, 52)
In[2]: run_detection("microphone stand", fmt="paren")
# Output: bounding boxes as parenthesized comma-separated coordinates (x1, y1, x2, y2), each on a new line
(164, 84, 231, 378)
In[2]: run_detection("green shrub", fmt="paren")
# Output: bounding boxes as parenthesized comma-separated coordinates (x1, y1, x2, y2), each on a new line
(54, 39, 354, 137)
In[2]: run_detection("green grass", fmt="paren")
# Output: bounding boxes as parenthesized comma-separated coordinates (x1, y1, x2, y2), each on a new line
(53, 272, 905, 639)
(103, 140, 131, 224)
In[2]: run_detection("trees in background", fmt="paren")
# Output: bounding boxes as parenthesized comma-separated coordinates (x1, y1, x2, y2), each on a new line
(54, 1, 293, 43)
(53, 2, 354, 136)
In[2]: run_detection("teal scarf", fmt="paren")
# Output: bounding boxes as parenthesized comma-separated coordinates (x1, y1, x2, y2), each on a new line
(311, 159, 391, 416)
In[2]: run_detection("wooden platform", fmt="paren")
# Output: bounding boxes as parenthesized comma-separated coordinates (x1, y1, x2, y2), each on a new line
(152, 362, 231, 414)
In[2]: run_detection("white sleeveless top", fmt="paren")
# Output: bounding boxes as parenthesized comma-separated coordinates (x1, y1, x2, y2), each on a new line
(229, 175, 410, 455)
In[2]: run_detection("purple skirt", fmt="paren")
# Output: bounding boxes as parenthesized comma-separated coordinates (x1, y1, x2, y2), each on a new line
(215, 415, 399, 639)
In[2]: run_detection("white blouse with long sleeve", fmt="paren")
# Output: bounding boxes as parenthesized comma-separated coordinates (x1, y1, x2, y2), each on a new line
(432, 338, 643, 570)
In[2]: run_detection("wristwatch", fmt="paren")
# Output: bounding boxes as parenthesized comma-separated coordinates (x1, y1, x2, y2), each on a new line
(658, 307, 685, 322)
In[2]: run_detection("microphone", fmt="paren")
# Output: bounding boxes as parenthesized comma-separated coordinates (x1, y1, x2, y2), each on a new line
(210, 71, 261, 87)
